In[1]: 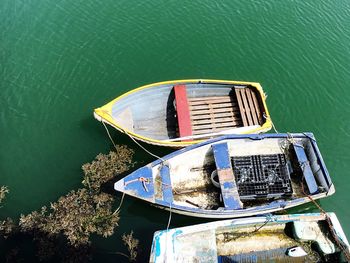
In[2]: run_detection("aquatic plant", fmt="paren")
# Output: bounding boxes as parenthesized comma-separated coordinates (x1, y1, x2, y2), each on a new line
(122, 231, 139, 262)
(19, 189, 120, 247)
(0, 186, 16, 239)
(0, 146, 135, 262)
(82, 145, 135, 192)
(0, 217, 15, 239)
(19, 146, 134, 248)
(0, 186, 9, 205)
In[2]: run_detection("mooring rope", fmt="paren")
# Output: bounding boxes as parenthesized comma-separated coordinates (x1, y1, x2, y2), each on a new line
(102, 121, 118, 150)
(101, 122, 171, 229)
(225, 214, 273, 241)
(100, 110, 165, 161)
(300, 180, 350, 261)
(123, 130, 165, 162)
(164, 200, 173, 263)
(279, 127, 349, 260)
(113, 192, 125, 215)
(166, 201, 172, 231)
(101, 121, 127, 215)
(263, 113, 279, 133)
(100, 121, 171, 231)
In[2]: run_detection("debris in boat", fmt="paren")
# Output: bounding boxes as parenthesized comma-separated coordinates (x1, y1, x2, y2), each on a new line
(185, 199, 201, 208)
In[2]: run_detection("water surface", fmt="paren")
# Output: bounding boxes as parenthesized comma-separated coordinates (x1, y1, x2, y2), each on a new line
(1, 0, 350, 261)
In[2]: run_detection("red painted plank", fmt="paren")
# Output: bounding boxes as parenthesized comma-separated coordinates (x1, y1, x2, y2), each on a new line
(174, 85, 193, 138)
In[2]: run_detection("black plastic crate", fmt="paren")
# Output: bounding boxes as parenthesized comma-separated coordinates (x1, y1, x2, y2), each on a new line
(231, 154, 292, 199)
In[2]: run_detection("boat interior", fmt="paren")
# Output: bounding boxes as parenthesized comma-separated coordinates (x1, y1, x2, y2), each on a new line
(110, 82, 266, 140)
(173, 218, 343, 262)
(153, 136, 331, 211)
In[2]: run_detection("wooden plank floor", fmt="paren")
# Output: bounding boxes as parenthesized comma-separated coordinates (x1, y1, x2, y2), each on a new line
(235, 87, 262, 127)
(188, 95, 242, 136)
(184, 87, 263, 136)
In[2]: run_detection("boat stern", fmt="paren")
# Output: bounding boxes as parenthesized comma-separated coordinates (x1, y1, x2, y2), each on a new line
(327, 183, 336, 196)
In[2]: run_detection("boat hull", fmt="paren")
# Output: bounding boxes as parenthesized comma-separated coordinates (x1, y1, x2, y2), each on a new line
(114, 133, 335, 218)
(149, 213, 350, 263)
(94, 79, 272, 147)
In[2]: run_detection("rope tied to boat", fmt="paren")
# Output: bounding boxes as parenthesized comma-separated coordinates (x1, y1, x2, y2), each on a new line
(263, 113, 279, 133)
(270, 126, 350, 260)
(113, 192, 125, 215)
(100, 112, 165, 162)
(124, 177, 150, 192)
(100, 120, 172, 230)
(224, 214, 274, 241)
(301, 177, 350, 261)
(102, 121, 118, 151)
(287, 132, 304, 149)
(123, 130, 165, 162)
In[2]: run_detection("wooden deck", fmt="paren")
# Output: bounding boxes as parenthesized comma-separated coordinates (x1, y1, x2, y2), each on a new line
(173, 85, 264, 138)
(235, 87, 263, 127)
(186, 87, 262, 136)
(187, 96, 240, 136)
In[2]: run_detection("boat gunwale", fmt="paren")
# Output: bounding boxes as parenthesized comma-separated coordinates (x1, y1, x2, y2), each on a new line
(153, 212, 328, 236)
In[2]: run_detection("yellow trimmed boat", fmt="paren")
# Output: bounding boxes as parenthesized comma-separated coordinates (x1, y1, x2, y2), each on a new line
(94, 79, 272, 147)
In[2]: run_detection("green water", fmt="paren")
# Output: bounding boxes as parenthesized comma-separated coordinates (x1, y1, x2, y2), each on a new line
(1, 0, 350, 261)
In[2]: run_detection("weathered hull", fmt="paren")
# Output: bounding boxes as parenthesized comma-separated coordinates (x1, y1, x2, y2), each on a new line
(114, 133, 335, 218)
(151, 186, 334, 218)
(94, 79, 272, 147)
(149, 213, 350, 263)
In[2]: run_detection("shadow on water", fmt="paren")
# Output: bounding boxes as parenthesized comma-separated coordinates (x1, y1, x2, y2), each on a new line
(0, 231, 92, 263)
(87, 142, 175, 263)
(80, 117, 108, 137)
(104, 194, 212, 263)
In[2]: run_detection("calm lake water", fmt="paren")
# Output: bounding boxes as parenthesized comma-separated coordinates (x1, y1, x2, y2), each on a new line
(1, 0, 350, 262)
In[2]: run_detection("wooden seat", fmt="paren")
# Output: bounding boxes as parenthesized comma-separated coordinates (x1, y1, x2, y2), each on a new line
(235, 86, 263, 127)
(174, 85, 193, 138)
(212, 142, 243, 210)
(188, 95, 242, 136)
